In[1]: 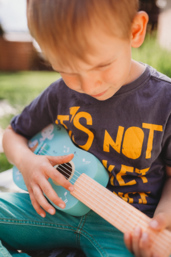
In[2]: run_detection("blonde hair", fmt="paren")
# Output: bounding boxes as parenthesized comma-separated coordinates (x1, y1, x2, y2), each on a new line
(27, 0, 139, 66)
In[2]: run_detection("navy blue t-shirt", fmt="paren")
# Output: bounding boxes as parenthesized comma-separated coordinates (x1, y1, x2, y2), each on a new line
(11, 64, 171, 217)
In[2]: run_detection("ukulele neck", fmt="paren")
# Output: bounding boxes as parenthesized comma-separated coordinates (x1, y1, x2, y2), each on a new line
(71, 173, 171, 257)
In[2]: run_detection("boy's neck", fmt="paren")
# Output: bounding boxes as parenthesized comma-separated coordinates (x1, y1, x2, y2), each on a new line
(128, 60, 146, 85)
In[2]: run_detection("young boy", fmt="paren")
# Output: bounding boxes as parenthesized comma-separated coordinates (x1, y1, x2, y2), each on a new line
(2, 0, 171, 256)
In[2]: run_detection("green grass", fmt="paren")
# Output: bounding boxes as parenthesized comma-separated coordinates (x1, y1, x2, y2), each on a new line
(0, 71, 60, 129)
(0, 153, 13, 173)
(0, 71, 60, 109)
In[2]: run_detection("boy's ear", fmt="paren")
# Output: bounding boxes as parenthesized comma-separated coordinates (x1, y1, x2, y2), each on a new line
(131, 11, 149, 48)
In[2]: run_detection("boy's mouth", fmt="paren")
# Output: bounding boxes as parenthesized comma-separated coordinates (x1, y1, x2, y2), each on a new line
(91, 89, 108, 98)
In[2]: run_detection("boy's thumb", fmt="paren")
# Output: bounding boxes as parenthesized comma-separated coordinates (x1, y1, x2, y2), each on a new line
(149, 212, 168, 231)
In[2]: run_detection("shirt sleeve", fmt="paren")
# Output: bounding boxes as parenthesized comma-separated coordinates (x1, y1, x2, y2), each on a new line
(162, 114, 171, 167)
(11, 81, 59, 139)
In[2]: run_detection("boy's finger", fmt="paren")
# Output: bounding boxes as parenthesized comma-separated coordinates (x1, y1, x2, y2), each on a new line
(132, 227, 142, 257)
(48, 165, 74, 192)
(32, 183, 57, 215)
(47, 154, 74, 166)
(39, 177, 67, 210)
(139, 232, 151, 257)
(29, 188, 47, 218)
(149, 213, 168, 231)
(124, 232, 133, 253)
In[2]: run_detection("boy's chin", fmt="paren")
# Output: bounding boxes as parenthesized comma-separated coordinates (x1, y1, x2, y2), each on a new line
(91, 93, 115, 101)
(91, 89, 120, 101)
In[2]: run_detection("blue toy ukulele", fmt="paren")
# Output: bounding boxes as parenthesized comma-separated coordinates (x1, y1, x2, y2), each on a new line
(13, 124, 109, 216)
(13, 124, 171, 257)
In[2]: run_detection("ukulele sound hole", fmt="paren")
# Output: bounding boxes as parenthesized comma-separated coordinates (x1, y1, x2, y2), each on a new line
(53, 161, 74, 183)
(56, 162, 72, 180)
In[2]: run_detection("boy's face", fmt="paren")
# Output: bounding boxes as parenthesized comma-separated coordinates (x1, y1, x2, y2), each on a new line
(50, 28, 135, 101)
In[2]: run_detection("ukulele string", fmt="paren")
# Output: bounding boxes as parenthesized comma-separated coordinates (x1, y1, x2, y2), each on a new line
(55, 162, 170, 250)
(38, 148, 171, 249)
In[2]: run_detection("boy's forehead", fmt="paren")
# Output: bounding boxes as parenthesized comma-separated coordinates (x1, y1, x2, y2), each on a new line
(48, 29, 129, 73)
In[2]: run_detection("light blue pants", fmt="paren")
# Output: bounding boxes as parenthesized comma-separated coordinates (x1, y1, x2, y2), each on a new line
(0, 193, 134, 257)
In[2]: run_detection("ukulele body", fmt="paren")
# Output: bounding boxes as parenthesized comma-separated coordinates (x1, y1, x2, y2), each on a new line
(13, 124, 109, 216)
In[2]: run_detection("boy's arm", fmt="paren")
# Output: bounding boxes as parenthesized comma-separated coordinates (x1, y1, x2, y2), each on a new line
(2, 125, 74, 217)
(124, 166, 171, 257)
(152, 165, 171, 230)
(3, 125, 31, 167)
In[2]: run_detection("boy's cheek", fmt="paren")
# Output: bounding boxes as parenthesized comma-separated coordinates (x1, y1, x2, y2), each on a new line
(61, 75, 81, 91)
(101, 69, 117, 83)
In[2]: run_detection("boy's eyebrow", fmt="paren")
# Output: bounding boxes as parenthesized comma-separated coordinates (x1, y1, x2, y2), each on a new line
(55, 58, 116, 74)
(56, 69, 77, 75)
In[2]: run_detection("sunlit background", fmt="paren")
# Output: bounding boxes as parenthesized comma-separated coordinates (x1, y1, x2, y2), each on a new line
(0, 0, 28, 32)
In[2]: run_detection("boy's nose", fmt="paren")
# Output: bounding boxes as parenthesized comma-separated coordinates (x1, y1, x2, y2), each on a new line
(80, 75, 102, 95)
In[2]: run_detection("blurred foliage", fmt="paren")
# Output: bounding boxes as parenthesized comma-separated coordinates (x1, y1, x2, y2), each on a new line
(0, 153, 12, 173)
(0, 71, 60, 129)
(0, 71, 60, 109)
(0, 114, 14, 130)
(132, 34, 171, 78)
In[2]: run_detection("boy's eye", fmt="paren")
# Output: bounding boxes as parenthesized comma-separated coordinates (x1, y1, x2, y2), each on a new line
(97, 62, 112, 69)
(57, 71, 77, 76)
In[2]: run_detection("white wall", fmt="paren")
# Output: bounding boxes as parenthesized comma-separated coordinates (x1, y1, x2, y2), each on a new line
(157, 0, 171, 51)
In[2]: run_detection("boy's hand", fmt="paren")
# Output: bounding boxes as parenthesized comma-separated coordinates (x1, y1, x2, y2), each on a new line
(20, 153, 74, 218)
(124, 213, 170, 257)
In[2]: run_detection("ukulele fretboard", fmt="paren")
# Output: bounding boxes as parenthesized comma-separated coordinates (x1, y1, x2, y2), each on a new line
(71, 173, 171, 257)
